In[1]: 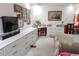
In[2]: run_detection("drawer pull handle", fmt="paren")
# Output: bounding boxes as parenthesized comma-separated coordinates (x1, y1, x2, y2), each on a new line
(12, 51, 17, 55)
(12, 45, 17, 47)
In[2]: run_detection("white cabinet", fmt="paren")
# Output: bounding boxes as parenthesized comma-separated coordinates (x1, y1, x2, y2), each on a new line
(0, 28, 38, 56)
(4, 40, 19, 55)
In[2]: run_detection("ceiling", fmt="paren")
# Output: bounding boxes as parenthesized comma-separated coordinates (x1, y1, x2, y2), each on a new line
(30, 3, 77, 6)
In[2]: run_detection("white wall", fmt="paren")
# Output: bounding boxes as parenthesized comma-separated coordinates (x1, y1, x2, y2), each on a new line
(63, 4, 75, 24)
(0, 3, 16, 16)
(30, 4, 75, 25)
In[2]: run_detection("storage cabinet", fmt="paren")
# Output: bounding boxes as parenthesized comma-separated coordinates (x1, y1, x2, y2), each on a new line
(4, 41, 18, 55)
(0, 28, 38, 56)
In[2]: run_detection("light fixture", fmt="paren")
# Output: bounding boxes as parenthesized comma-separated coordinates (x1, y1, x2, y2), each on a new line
(33, 5, 42, 16)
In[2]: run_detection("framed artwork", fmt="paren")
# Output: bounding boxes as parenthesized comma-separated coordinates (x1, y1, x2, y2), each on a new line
(17, 14, 24, 28)
(23, 8, 30, 24)
(17, 14, 21, 19)
(22, 8, 27, 22)
(48, 11, 62, 21)
(14, 4, 23, 13)
(26, 9, 30, 24)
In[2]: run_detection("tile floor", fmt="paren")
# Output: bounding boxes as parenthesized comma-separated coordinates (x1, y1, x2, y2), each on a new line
(26, 36, 54, 56)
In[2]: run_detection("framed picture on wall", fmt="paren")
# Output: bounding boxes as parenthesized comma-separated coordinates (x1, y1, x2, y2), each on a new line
(26, 9, 30, 24)
(22, 8, 27, 22)
(17, 14, 21, 19)
(14, 4, 23, 13)
(48, 11, 62, 21)
(17, 14, 24, 28)
(23, 8, 30, 24)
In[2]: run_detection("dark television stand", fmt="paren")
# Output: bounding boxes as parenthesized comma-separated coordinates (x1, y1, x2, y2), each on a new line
(2, 29, 20, 40)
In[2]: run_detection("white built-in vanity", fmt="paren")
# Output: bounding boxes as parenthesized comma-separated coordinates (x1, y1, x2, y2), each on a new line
(0, 27, 38, 56)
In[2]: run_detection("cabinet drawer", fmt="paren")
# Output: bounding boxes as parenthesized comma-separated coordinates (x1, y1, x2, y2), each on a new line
(19, 35, 28, 43)
(4, 41, 19, 55)
(6, 49, 19, 56)
(23, 46, 31, 55)
(16, 41, 31, 56)
(23, 35, 37, 44)
(20, 45, 31, 56)
(23, 40, 33, 49)
(27, 32, 37, 38)
(0, 49, 4, 56)
(6, 45, 23, 56)
(22, 38, 32, 48)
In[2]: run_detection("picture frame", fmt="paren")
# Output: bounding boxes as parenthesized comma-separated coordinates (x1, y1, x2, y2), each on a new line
(14, 4, 23, 13)
(48, 11, 62, 21)
(22, 8, 27, 22)
(26, 9, 30, 24)
(17, 14, 24, 28)
(22, 8, 30, 24)
(17, 14, 21, 19)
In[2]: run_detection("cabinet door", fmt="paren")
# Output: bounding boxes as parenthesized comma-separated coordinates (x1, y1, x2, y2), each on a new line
(4, 41, 19, 55)
(16, 37, 32, 56)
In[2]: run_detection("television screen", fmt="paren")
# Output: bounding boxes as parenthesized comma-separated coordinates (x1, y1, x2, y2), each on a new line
(1, 16, 18, 33)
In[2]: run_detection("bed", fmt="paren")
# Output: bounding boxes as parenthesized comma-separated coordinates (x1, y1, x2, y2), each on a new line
(49, 26, 79, 55)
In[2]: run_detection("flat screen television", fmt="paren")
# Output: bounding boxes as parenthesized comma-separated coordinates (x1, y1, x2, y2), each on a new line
(1, 16, 19, 33)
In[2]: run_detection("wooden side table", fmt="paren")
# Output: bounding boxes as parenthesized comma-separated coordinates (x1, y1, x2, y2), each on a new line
(38, 27, 47, 36)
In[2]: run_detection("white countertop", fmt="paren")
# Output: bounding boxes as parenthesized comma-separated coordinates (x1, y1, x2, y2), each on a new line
(0, 27, 37, 49)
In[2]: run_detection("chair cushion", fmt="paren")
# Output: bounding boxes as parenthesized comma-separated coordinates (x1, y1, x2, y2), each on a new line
(59, 52, 72, 56)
